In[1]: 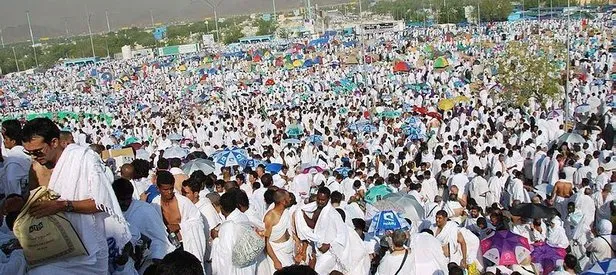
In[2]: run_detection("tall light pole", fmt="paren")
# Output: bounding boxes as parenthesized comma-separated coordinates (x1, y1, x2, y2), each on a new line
(26, 11, 39, 68)
(12, 47, 19, 72)
(272, 0, 277, 21)
(106, 10, 112, 33)
(204, 0, 222, 42)
(564, 0, 571, 126)
(0, 26, 4, 48)
(87, 12, 96, 57)
(150, 10, 155, 28)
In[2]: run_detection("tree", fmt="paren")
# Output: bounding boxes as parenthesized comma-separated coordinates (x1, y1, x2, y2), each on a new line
(492, 40, 565, 109)
(478, 0, 513, 22)
(223, 25, 244, 44)
(255, 19, 277, 36)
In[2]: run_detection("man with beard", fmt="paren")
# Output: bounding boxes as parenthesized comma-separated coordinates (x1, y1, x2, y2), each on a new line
(295, 187, 351, 274)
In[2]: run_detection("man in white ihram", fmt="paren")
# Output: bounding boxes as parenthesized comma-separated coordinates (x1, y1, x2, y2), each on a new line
(295, 187, 351, 274)
(22, 118, 131, 274)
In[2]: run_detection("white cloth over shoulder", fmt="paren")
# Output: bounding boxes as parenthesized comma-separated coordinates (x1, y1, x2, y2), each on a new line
(152, 194, 207, 268)
(30, 144, 130, 275)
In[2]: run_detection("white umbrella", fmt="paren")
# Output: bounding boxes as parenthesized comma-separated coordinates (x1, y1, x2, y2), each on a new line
(135, 149, 150, 160)
(557, 132, 586, 145)
(182, 159, 215, 175)
(163, 146, 188, 159)
(168, 133, 183, 141)
(370, 193, 425, 223)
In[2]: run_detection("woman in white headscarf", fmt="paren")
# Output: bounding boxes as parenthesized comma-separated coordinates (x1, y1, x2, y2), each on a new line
(585, 219, 616, 266)
(547, 216, 569, 249)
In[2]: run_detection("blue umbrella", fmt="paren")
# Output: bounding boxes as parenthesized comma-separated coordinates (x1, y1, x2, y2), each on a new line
(282, 138, 301, 145)
(213, 147, 248, 167)
(306, 135, 323, 144)
(348, 123, 378, 133)
(368, 210, 410, 236)
(347, 120, 373, 132)
(582, 258, 616, 274)
(334, 167, 352, 178)
(265, 163, 284, 174)
(243, 159, 264, 169)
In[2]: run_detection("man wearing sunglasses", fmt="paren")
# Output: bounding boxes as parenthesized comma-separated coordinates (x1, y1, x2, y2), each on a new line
(1, 119, 31, 199)
(22, 118, 130, 275)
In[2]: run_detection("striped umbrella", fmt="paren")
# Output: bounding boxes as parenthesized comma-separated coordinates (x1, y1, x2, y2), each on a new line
(213, 147, 248, 167)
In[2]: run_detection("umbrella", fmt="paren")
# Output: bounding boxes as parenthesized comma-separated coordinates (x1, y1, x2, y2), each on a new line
(334, 167, 352, 178)
(302, 166, 324, 174)
(426, 111, 443, 120)
(509, 203, 558, 219)
(557, 132, 586, 145)
(285, 124, 303, 137)
(582, 258, 616, 275)
(575, 104, 592, 114)
(163, 146, 188, 159)
(438, 99, 455, 111)
(367, 210, 410, 236)
(182, 159, 215, 175)
(265, 163, 284, 174)
(123, 136, 140, 146)
(393, 61, 411, 73)
(480, 230, 531, 266)
(135, 149, 150, 160)
(282, 138, 301, 145)
(306, 135, 323, 144)
(364, 185, 394, 204)
(531, 243, 567, 275)
(434, 56, 450, 69)
(412, 106, 428, 114)
(378, 110, 402, 119)
(348, 121, 377, 133)
(243, 159, 264, 169)
(168, 133, 183, 141)
(213, 147, 248, 167)
(372, 193, 425, 222)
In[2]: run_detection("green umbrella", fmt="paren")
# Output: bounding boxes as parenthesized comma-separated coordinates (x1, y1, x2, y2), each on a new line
(434, 56, 449, 69)
(378, 110, 402, 119)
(365, 185, 393, 204)
(124, 136, 140, 145)
(285, 124, 303, 137)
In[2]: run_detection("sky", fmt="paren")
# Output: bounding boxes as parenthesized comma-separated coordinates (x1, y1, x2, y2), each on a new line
(0, 0, 346, 43)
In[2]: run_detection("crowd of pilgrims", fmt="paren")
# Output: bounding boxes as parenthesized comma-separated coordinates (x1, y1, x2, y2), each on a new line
(0, 14, 615, 275)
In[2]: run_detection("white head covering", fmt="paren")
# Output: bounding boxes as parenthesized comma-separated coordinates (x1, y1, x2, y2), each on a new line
(598, 219, 613, 236)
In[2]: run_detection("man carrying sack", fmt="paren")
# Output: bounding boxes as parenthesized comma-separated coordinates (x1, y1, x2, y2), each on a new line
(15, 118, 130, 274)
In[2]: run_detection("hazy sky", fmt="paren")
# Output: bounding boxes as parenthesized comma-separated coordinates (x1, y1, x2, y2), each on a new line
(0, 0, 346, 42)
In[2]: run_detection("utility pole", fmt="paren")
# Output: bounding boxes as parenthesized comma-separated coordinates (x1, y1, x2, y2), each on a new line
(0, 26, 4, 48)
(106, 10, 112, 33)
(12, 47, 19, 71)
(26, 10, 39, 68)
(64, 17, 70, 37)
(87, 12, 96, 57)
(150, 10, 155, 28)
(204, 0, 222, 42)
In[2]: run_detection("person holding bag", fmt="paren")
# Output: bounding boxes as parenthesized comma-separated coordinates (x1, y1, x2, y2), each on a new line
(376, 230, 415, 275)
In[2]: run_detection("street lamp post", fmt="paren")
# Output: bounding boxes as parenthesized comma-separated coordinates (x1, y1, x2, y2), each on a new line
(26, 11, 39, 68)
(204, 0, 222, 42)
(12, 47, 19, 71)
(87, 13, 96, 57)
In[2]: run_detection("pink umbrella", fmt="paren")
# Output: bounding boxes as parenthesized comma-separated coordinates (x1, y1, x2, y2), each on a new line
(302, 166, 324, 174)
(480, 230, 531, 266)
